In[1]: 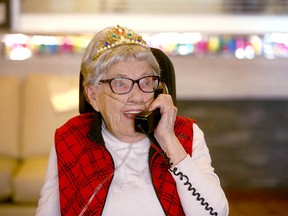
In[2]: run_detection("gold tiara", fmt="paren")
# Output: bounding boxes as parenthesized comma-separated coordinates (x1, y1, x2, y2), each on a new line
(93, 25, 149, 60)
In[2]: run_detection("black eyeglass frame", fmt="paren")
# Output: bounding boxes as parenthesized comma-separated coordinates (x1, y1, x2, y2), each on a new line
(99, 75, 160, 95)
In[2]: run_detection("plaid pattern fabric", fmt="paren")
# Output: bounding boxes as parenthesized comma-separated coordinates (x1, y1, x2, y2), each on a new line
(55, 113, 194, 215)
(55, 113, 114, 215)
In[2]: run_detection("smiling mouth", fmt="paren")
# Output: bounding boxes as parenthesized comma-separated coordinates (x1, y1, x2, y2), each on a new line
(124, 110, 143, 119)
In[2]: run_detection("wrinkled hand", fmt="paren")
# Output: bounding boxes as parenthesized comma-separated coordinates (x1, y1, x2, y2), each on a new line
(149, 94, 187, 165)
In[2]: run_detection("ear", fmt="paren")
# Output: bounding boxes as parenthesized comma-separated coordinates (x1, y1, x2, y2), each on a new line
(84, 86, 100, 112)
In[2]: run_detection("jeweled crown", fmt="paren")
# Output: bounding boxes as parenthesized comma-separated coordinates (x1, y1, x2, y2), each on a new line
(93, 25, 149, 60)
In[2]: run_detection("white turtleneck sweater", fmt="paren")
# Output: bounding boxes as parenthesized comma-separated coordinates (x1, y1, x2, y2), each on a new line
(36, 123, 229, 216)
(101, 123, 165, 216)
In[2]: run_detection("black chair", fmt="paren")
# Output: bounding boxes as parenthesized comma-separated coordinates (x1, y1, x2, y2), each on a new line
(79, 48, 176, 114)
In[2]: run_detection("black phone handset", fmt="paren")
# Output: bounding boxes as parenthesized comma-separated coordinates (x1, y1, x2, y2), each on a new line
(134, 81, 168, 134)
(134, 82, 218, 216)
(134, 82, 168, 157)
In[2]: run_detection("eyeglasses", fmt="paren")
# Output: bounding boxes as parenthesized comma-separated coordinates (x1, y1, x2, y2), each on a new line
(99, 75, 160, 95)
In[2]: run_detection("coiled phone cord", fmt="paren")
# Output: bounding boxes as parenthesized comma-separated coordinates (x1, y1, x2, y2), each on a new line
(169, 166, 218, 215)
(137, 124, 218, 216)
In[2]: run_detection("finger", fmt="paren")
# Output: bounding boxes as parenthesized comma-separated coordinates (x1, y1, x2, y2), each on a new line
(149, 94, 172, 111)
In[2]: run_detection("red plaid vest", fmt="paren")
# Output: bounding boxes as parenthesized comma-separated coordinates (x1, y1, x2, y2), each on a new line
(55, 112, 194, 216)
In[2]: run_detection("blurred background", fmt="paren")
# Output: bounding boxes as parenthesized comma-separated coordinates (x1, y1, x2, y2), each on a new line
(0, 0, 288, 215)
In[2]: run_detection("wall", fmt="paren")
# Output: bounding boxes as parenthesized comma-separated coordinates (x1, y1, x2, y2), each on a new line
(1, 55, 287, 99)
(21, 0, 222, 14)
(178, 100, 288, 189)
(172, 56, 288, 100)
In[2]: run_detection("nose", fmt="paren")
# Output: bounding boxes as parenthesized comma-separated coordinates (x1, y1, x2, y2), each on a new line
(128, 82, 145, 101)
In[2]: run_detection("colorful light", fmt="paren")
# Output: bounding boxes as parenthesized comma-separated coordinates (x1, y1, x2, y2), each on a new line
(1, 32, 288, 60)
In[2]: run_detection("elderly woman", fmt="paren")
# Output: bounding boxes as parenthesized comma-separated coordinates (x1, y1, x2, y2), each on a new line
(36, 26, 229, 216)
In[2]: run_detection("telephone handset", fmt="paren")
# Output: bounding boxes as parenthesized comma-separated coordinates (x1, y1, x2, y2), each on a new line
(134, 82, 168, 134)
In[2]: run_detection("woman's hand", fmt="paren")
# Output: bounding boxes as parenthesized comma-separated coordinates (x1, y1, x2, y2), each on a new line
(149, 94, 187, 165)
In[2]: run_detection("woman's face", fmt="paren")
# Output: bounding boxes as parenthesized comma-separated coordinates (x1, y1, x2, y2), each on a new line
(90, 58, 155, 143)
